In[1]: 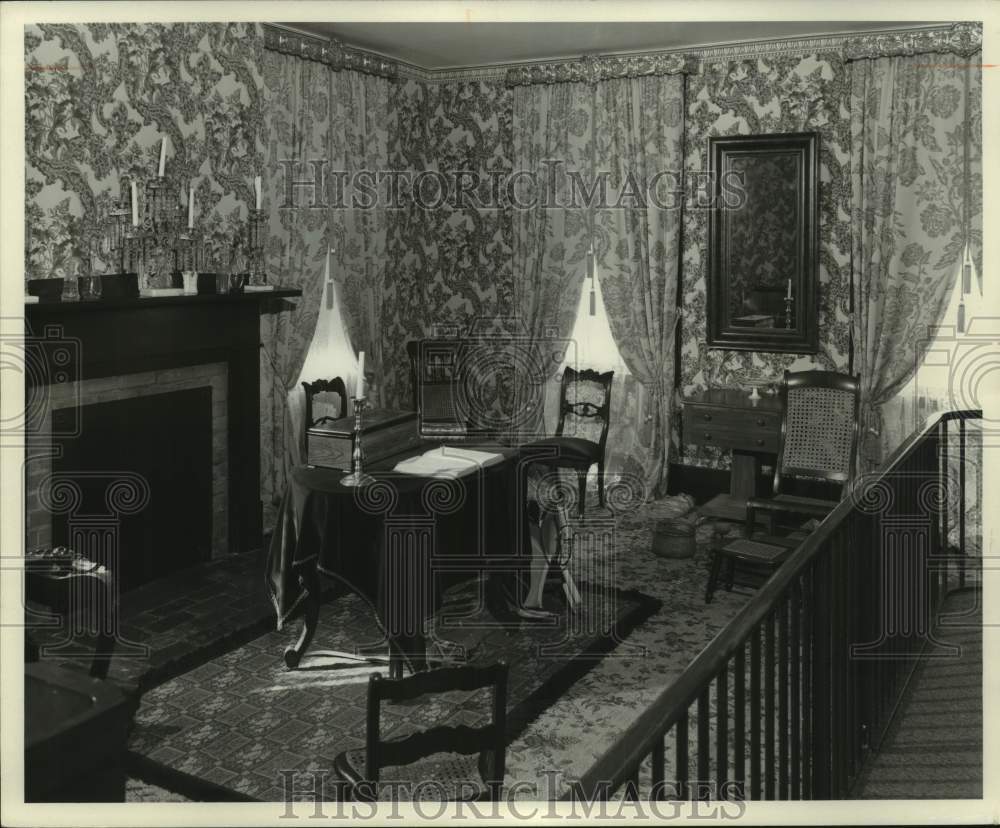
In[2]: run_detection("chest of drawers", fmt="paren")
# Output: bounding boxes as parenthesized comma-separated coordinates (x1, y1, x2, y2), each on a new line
(681, 389, 782, 521)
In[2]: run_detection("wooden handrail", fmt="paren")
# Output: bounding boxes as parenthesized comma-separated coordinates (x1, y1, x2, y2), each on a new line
(568, 408, 981, 800)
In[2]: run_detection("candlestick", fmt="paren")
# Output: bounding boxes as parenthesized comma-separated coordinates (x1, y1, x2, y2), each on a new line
(356, 351, 365, 398)
(340, 396, 375, 487)
(786, 278, 792, 300)
(158, 137, 167, 178)
(254, 175, 262, 210)
(131, 182, 139, 226)
(188, 185, 194, 229)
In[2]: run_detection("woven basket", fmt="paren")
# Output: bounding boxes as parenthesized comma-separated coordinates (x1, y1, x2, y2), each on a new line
(651, 517, 697, 559)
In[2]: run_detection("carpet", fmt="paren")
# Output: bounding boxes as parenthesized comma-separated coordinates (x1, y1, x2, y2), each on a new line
(127, 577, 661, 801)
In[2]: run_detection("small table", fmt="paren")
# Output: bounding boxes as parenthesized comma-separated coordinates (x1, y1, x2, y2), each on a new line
(681, 389, 782, 522)
(26, 662, 134, 801)
(266, 445, 529, 673)
(25, 551, 116, 679)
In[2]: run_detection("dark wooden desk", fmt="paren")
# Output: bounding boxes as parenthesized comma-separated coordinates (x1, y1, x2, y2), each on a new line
(267, 444, 529, 672)
(681, 389, 782, 521)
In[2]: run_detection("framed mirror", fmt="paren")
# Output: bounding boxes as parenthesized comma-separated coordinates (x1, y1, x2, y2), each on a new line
(707, 132, 819, 353)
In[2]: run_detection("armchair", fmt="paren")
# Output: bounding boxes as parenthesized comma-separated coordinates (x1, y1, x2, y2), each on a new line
(705, 370, 860, 602)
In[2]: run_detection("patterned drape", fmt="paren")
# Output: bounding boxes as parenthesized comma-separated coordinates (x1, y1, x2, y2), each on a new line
(328, 70, 391, 396)
(510, 82, 591, 438)
(259, 54, 390, 521)
(594, 74, 685, 496)
(259, 52, 329, 520)
(849, 52, 982, 471)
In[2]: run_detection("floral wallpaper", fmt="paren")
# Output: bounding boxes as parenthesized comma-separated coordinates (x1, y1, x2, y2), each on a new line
(678, 53, 854, 468)
(381, 79, 515, 410)
(24, 23, 264, 287)
(23, 26, 976, 486)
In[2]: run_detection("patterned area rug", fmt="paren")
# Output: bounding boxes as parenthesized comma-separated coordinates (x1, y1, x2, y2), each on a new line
(128, 578, 661, 801)
(123, 494, 753, 801)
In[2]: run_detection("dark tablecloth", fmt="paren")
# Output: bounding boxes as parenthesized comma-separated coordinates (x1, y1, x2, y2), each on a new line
(265, 447, 529, 658)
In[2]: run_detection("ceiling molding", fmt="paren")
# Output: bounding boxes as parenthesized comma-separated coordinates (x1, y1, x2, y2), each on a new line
(265, 22, 979, 85)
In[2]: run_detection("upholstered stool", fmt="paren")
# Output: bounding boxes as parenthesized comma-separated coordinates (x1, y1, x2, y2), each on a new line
(704, 535, 803, 603)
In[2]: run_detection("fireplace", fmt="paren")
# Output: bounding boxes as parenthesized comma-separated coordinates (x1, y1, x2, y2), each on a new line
(49, 385, 214, 590)
(23, 289, 300, 588)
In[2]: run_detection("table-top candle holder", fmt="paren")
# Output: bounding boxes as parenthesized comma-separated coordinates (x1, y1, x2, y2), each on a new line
(340, 396, 375, 487)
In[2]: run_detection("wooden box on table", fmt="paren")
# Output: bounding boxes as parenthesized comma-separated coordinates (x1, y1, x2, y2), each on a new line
(306, 409, 421, 471)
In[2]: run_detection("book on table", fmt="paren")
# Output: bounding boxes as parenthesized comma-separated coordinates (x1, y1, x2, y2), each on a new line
(393, 445, 503, 478)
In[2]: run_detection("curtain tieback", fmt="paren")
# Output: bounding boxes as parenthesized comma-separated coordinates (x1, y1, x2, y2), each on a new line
(861, 401, 883, 437)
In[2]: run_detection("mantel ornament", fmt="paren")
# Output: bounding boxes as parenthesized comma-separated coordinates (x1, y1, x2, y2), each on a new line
(262, 25, 398, 80)
(842, 21, 982, 60)
(505, 52, 700, 87)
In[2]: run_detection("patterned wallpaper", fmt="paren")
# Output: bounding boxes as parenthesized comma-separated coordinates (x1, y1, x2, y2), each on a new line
(24, 23, 264, 286)
(22, 27, 863, 474)
(381, 79, 514, 409)
(382, 56, 855, 469)
(678, 53, 854, 468)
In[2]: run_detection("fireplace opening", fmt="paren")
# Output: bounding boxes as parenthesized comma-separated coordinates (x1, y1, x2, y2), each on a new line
(51, 388, 213, 591)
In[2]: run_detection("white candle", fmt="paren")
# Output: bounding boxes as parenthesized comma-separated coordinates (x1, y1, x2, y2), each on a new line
(254, 175, 262, 210)
(130, 182, 139, 226)
(356, 351, 365, 399)
(786, 278, 792, 300)
(187, 184, 194, 229)
(158, 137, 167, 178)
(325, 249, 333, 310)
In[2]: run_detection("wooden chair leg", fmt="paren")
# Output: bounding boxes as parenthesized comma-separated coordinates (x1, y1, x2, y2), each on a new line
(705, 550, 722, 603)
(597, 462, 605, 509)
(576, 469, 587, 517)
(724, 557, 737, 592)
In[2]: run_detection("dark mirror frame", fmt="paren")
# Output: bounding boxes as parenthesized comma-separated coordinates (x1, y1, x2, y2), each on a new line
(707, 132, 819, 354)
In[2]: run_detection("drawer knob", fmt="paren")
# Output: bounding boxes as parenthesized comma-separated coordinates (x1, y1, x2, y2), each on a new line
(703, 432, 712, 440)
(755, 438, 765, 447)
(756, 417, 766, 426)
(702, 413, 712, 421)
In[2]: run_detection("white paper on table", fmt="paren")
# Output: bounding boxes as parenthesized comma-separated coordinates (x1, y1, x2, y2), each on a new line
(393, 445, 503, 478)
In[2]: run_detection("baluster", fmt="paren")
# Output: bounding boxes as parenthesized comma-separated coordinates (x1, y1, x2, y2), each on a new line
(676, 713, 689, 801)
(734, 641, 746, 799)
(717, 667, 729, 794)
(779, 595, 789, 798)
(812, 550, 831, 798)
(697, 689, 710, 800)
(831, 528, 846, 796)
(652, 732, 665, 801)
(801, 567, 812, 799)
(750, 626, 762, 800)
(765, 611, 776, 799)
(790, 579, 801, 798)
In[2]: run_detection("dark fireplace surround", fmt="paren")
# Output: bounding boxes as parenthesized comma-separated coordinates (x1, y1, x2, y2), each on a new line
(24, 290, 299, 588)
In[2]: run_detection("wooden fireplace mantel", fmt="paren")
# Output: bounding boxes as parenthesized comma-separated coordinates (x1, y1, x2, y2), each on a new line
(25, 288, 302, 555)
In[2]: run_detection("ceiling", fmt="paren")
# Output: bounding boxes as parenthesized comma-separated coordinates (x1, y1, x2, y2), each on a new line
(279, 21, 936, 70)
